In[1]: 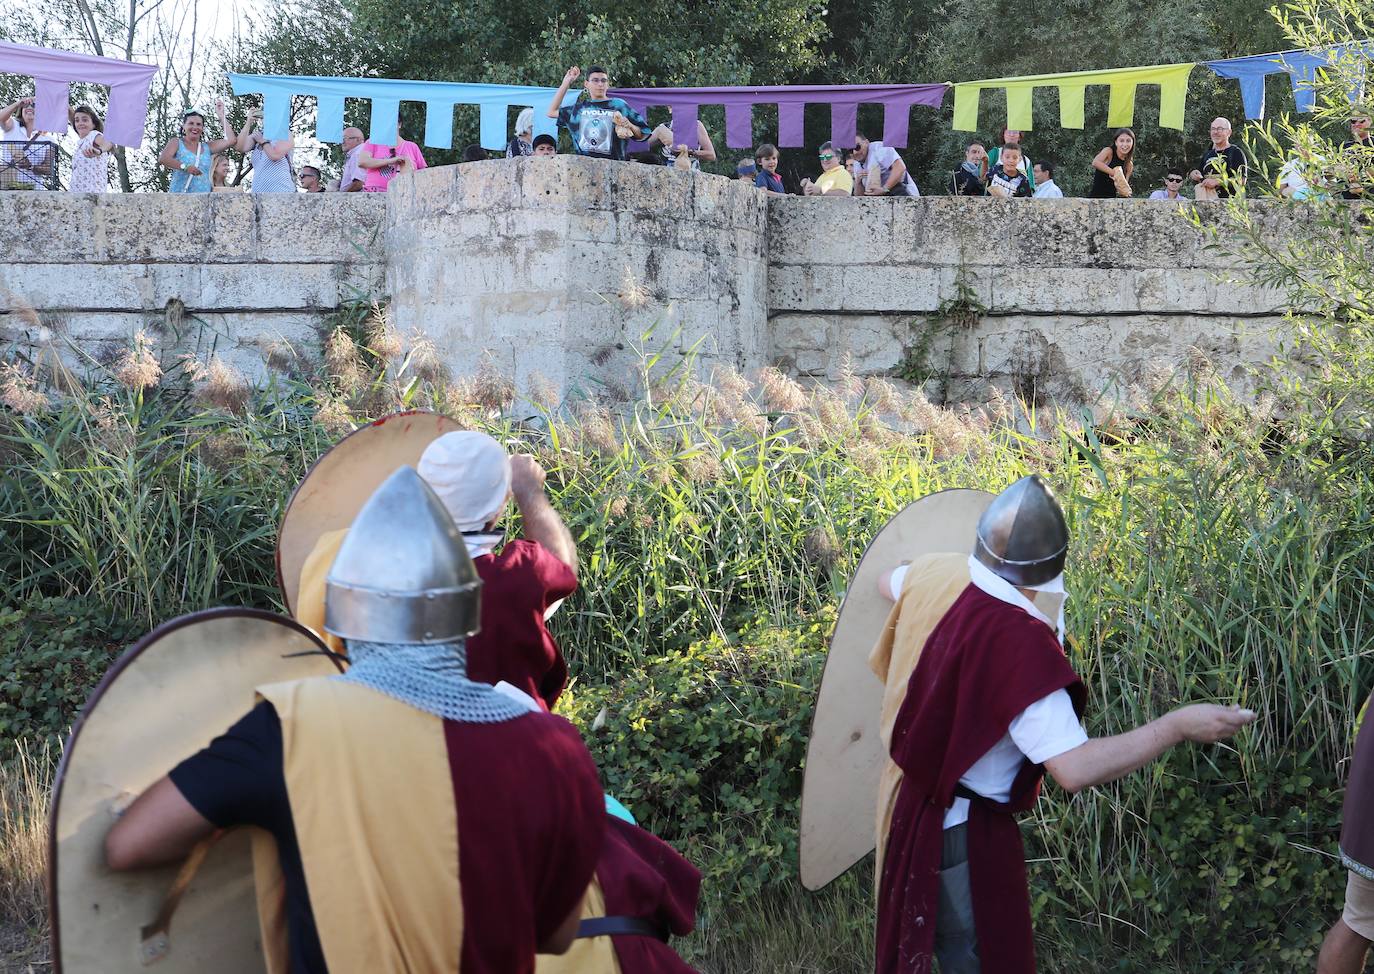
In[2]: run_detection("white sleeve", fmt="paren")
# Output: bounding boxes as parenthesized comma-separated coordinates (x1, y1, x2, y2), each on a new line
(1008, 688, 1087, 764)
(886, 564, 910, 601)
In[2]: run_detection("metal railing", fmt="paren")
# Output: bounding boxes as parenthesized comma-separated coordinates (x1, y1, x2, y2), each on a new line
(1, 140, 65, 191)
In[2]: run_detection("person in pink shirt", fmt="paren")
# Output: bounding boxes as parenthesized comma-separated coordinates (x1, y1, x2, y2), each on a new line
(356, 120, 427, 192)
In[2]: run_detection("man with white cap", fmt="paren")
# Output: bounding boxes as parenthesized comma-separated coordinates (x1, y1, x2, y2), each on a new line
(295, 430, 577, 709)
(871, 475, 1256, 974)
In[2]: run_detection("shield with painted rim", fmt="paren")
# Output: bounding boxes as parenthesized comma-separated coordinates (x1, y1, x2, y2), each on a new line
(276, 411, 464, 614)
(799, 488, 994, 891)
(48, 608, 341, 974)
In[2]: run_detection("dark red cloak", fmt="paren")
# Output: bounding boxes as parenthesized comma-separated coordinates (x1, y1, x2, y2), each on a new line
(1341, 693, 1374, 876)
(598, 817, 702, 973)
(875, 585, 1086, 974)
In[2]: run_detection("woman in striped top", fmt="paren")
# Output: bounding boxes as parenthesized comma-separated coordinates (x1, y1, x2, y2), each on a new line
(237, 108, 296, 193)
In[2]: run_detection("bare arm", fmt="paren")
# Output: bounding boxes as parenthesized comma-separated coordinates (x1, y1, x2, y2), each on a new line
(883, 156, 908, 193)
(1044, 704, 1255, 794)
(0, 98, 24, 130)
(157, 137, 180, 171)
(105, 776, 217, 871)
(537, 891, 586, 954)
(208, 100, 237, 153)
(511, 455, 577, 572)
(694, 121, 717, 163)
(355, 147, 393, 171)
(1091, 147, 1115, 175)
(344, 176, 365, 191)
(547, 67, 579, 119)
(261, 136, 293, 162)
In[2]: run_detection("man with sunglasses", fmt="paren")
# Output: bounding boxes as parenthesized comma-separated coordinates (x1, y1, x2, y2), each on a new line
(546, 65, 651, 161)
(849, 131, 919, 196)
(1148, 168, 1189, 201)
(801, 141, 853, 196)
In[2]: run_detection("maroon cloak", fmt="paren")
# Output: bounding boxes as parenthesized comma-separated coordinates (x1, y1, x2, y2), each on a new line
(875, 585, 1086, 974)
(1341, 693, 1374, 878)
(598, 817, 702, 973)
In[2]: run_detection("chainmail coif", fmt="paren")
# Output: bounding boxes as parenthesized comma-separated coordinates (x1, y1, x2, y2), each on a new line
(337, 638, 532, 723)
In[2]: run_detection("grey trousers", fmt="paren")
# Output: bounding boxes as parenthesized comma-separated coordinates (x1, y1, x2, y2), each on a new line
(935, 823, 980, 974)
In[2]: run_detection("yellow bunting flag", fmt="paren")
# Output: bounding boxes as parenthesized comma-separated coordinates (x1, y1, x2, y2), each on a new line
(952, 62, 1196, 132)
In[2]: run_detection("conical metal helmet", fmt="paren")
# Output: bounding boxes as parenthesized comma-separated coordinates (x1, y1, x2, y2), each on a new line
(972, 475, 1069, 587)
(325, 466, 482, 644)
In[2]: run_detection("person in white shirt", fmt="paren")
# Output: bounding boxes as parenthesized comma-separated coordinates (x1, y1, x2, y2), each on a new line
(850, 131, 919, 196)
(1148, 167, 1189, 201)
(1032, 161, 1063, 198)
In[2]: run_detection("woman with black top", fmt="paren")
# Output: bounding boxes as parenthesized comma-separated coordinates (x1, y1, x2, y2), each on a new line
(1088, 128, 1135, 198)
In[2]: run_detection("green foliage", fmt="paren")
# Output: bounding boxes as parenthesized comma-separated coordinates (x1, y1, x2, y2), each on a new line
(558, 614, 830, 924)
(0, 598, 141, 752)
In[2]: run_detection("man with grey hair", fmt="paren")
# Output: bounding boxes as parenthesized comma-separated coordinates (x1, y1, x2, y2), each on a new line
(338, 126, 366, 192)
(1190, 117, 1247, 198)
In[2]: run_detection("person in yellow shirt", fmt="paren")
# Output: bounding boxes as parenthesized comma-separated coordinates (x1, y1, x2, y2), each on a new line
(801, 141, 853, 196)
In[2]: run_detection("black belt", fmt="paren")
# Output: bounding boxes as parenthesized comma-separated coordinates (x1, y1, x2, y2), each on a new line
(576, 916, 669, 942)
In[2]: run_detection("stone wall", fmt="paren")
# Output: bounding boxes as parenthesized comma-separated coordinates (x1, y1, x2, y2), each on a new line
(0, 192, 386, 378)
(767, 195, 1288, 404)
(1, 158, 1303, 406)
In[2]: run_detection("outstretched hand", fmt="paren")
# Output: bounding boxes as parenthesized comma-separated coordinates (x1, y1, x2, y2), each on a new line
(1170, 704, 1257, 744)
(563, 66, 581, 86)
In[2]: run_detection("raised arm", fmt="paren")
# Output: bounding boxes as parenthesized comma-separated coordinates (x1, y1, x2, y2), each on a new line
(0, 97, 27, 133)
(208, 99, 237, 153)
(1044, 704, 1255, 794)
(261, 136, 294, 162)
(510, 455, 577, 572)
(235, 111, 258, 155)
(547, 66, 579, 119)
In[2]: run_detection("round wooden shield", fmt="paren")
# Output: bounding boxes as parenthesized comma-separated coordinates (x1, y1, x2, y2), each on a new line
(49, 608, 341, 974)
(276, 411, 464, 613)
(799, 489, 995, 891)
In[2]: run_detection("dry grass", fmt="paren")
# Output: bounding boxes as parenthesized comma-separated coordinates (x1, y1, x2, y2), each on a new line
(0, 742, 52, 972)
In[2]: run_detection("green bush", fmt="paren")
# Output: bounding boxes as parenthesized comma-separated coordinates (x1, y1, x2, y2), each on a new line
(0, 598, 141, 753)
(558, 612, 831, 924)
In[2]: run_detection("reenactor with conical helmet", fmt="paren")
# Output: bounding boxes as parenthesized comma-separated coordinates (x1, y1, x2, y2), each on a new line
(104, 467, 606, 972)
(870, 475, 1256, 974)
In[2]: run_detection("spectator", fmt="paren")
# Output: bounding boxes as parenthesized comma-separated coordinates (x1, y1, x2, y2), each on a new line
(950, 141, 988, 196)
(158, 101, 237, 193)
(357, 121, 428, 192)
(1032, 161, 1064, 198)
(68, 103, 114, 193)
(462, 144, 489, 162)
(987, 128, 1035, 189)
(546, 65, 651, 160)
(736, 158, 758, 182)
(1190, 117, 1246, 199)
(507, 108, 535, 158)
(754, 143, 785, 194)
(1338, 114, 1372, 200)
(1088, 128, 1135, 198)
(237, 108, 296, 193)
(646, 111, 717, 170)
(300, 165, 325, 193)
(532, 134, 557, 157)
(800, 141, 853, 196)
(338, 126, 366, 192)
(849, 131, 919, 196)
(1, 96, 56, 190)
(211, 154, 240, 192)
(1149, 167, 1189, 201)
(986, 144, 1032, 198)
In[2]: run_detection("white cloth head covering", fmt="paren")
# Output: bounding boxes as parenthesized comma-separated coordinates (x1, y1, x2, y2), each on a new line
(417, 431, 512, 555)
(515, 107, 535, 137)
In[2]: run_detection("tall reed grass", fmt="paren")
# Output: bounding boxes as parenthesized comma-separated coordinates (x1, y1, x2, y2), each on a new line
(3, 309, 1372, 969)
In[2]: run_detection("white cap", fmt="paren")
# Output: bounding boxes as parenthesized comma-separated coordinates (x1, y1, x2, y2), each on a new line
(417, 431, 512, 531)
(516, 108, 535, 137)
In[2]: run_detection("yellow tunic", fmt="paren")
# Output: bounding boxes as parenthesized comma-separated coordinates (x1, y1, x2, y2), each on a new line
(867, 552, 971, 882)
(534, 876, 622, 974)
(252, 678, 462, 974)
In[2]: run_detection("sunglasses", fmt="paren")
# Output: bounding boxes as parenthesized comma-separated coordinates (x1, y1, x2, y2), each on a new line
(1165, 176, 1183, 183)
(818, 153, 834, 160)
